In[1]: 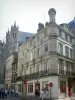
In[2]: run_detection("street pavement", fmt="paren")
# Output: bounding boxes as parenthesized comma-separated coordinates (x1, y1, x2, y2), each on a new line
(0, 96, 21, 100)
(0, 96, 42, 100)
(0, 95, 50, 100)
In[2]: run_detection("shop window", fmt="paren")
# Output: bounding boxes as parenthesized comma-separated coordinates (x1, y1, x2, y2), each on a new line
(18, 84, 22, 92)
(42, 81, 48, 90)
(60, 81, 66, 93)
(28, 83, 33, 93)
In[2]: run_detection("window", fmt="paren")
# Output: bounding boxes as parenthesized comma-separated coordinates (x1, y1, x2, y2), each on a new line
(44, 63, 48, 71)
(44, 29, 47, 37)
(58, 42, 63, 54)
(65, 34, 68, 41)
(42, 81, 48, 90)
(30, 52, 33, 61)
(44, 43, 48, 52)
(71, 63, 74, 71)
(19, 70, 22, 76)
(15, 33, 16, 38)
(36, 65, 39, 72)
(68, 35, 70, 42)
(30, 67, 33, 73)
(37, 48, 40, 55)
(23, 69, 26, 75)
(70, 48, 73, 58)
(70, 36, 72, 43)
(60, 81, 66, 93)
(30, 41, 32, 46)
(66, 62, 70, 71)
(13, 33, 14, 38)
(18, 84, 22, 92)
(59, 59, 64, 74)
(28, 83, 33, 93)
(37, 36, 39, 41)
(65, 46, 69, 57)
(62, 32, 65, 39)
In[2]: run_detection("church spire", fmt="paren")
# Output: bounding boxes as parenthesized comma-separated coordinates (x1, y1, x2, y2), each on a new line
(14, 21, 16, 27)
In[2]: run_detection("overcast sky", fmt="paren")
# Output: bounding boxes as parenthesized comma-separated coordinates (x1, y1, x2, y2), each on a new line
(0, 0, 75, 40)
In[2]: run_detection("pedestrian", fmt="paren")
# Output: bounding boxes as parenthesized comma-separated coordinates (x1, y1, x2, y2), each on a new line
(1, 88, 4, 98)
(40, 89, 44, 100)
(15, 89, 18, 97)
(0, 89, 1, 98)
(5, 89, 8, 97)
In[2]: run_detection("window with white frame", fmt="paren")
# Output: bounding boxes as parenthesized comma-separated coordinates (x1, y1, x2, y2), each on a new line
(29, 67, 33, 73)
(65, 46, 69, 57)
(37, 48, 40, 55)
(30, 41, 32, 46)
(44, 29, 47, 37)
(44, 63, 48, 71)
(65, 34, 68, 41)
(58, 42, 63, 54)
(71, 63, 74, 72)
(68, 35, 70, 42)
(36, 64, 39, 72)
(70, 48, 73, 58)
(62, 32, 65, 39)
(25, 54, 27, 62)
(44, 43, 48, 52)
(23, 69, 26, 75)
(30, 52, 33, 61)
(66, 62, 70, 71)
(59, 59, 64, 74)
(37, 36, 39, 42)
(70, 36, 72, 43)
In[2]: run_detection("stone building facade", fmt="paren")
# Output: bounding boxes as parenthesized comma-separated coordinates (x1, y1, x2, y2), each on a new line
(0, 41, 6, 88)
(5, 55, 14, 89)
(15, 8, 75, 100)
(11, 52, 18, 90)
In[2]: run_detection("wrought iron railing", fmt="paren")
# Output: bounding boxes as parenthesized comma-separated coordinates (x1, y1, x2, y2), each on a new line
(16, 69, 75, 81)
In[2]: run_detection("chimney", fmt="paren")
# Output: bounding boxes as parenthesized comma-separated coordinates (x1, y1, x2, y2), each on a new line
(48, 8, 56, 23)
(37, 23, 44, 32)
(45, 22, 49, 26)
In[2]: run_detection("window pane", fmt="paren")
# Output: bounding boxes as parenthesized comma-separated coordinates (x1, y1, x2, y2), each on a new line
(44, 44, 48, 52)
(58, 43, 63, 54)
(28, 83, 33, 93)
(60, 81, 66, 93)
(65, 46, 69, 57)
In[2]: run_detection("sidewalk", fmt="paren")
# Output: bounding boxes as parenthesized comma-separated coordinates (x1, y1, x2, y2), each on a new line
(18, 94, 42, 100)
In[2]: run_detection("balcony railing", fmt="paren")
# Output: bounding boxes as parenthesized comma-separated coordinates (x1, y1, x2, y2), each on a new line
(17, 69, 75, 81)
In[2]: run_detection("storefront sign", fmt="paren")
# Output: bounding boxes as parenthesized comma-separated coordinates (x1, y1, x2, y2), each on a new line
(24, 81, 27, 84)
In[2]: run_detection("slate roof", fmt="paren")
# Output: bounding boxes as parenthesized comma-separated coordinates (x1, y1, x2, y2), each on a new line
(68, 17, 75, 28)
(18, 31, 34, 43)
